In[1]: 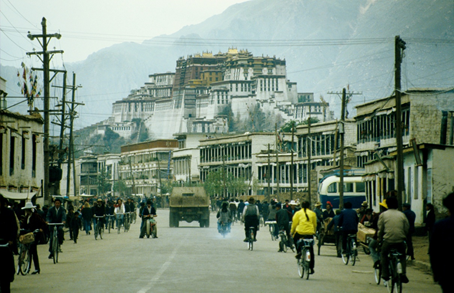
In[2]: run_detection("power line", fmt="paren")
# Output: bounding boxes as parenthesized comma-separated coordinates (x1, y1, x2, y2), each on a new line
(4, 0, 38, 28)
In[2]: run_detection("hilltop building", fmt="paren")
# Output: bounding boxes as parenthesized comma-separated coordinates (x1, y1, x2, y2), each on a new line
(103, 49, 332, 140)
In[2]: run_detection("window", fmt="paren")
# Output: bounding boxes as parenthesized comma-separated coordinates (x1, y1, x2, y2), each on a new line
(343, 182, 354, 193)
(356, 182, 365, 192)
(327, 183, 337, 193)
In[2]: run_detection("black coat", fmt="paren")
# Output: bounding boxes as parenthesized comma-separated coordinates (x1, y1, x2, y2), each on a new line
(0, 206, 18, 283)
(46, 206, 67, 223)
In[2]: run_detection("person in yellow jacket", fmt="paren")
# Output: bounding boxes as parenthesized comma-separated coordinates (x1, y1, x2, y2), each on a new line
(291, 201, 317, 274)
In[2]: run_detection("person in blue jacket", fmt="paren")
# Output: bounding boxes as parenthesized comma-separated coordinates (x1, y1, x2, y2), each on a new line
(338, 201, 358, 254)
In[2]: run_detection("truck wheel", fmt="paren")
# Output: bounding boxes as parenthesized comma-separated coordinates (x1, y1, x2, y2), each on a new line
(169, 212, 174, 227)
(174, 213, 179, 228)
(205, 217, 210, 228)
(199, 221, 204, 228)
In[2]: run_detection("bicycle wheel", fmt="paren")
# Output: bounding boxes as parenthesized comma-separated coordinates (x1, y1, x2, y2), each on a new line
(342, 248, 349, 265)
(52, 237, 58, 264)
(146, 220, 151, 238)
(374, 266, 381, 285)
(124, 216, 130, 232)
(297, 259, 305, 278)
(99, 224, 103, 240)
(22, 249, 31, 275)
(108, 219, 111, 234)
(248, 240, 253, 251)
(350, 239, 357, 266)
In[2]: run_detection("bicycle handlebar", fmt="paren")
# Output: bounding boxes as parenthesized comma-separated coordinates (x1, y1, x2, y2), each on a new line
(48, 223, 64, 226)
(94, 215, 105, 218)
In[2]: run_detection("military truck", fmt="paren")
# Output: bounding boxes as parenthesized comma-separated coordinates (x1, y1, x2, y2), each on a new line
(169, 187, 210, 228)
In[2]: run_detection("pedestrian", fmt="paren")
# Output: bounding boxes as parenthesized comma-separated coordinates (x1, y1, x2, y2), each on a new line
(402, 203, 416, 260)
(81, 202, 93, 235)
(314, 202, 323, 236)
(70, 211, 81, 243)
(430, 192, 454, 293)
(425, 203, 436, 236)
(327, 209, 342, 257)
(20, 201, 47, 274)
(0, 194, 19, 293)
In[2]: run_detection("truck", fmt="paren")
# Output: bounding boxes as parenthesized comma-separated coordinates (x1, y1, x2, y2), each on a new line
(169, 187, 210, 228)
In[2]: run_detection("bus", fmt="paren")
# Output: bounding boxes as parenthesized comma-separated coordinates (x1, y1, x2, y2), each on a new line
(318, 175, 366, 209)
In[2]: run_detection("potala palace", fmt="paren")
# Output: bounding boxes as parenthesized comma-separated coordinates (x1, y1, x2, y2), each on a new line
(103, 48, 333, 139)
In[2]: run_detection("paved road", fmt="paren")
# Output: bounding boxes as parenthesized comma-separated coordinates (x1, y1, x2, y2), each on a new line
(12, 209, 440, 293)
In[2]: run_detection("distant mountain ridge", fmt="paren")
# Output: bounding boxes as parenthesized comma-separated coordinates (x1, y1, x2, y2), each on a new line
(1, 0, 453, 127)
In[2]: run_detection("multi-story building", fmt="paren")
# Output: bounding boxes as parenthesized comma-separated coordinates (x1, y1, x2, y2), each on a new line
(355, 88, 454, 224)
(100, 49, 330, 140)
(118, 139, 178, 196)
(0, 108, 44, 203)
(78, 153, 98, 196)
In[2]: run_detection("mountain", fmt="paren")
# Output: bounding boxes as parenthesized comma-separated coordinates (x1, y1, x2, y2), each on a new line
(1, 0, 453, 127)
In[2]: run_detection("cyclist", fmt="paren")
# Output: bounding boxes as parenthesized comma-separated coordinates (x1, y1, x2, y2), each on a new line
(275, 202, 292, 252)
(314, 202, 323, 237)
(242, 197, 260, 242)
(378, 196, 409, 284)
(125, 198, 136, 221)
(139, 200, 157, 238)
(46, 198, 66, 259)
(114, 199, 125, 228)
(229, 199, 237, 222)
(92, 199, 106, 236)
(237, 199, 245, 221)
(267, 200, 278, 239)
(21, 202, 47, 274)
(291, 201, 317, 274)
(338, 201, 358, 257)
(105, 201, 115, 229)
(369, 200, 388, 268)
(217, 201, 232, 233)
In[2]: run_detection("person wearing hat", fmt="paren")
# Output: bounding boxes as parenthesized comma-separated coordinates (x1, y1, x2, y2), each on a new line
(242, 197, 260, 242)
(314, 202, 323, 236)
(357, 201, 369, 220)
(20, 202, 47, 274)
(92, 199, 106, 240)
(46, 198, 67, 259)
(402, 203, 416, 260)
(0, 194, 18, 293)
(323, 201, 335, 220)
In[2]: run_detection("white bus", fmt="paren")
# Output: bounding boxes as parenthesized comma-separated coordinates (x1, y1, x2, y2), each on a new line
(318, 175, 366, 209)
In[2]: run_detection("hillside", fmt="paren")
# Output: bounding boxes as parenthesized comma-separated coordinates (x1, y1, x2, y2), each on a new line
(1, 0, 453, 127)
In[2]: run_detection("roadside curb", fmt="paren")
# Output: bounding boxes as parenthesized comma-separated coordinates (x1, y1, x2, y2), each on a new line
(408, 259, 432, 274)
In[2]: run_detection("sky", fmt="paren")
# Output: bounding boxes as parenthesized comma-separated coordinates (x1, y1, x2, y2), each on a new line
(0, 0, 250, 68)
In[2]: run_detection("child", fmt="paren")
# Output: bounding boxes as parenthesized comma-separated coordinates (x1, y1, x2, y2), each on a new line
(70, 211, 81, 243)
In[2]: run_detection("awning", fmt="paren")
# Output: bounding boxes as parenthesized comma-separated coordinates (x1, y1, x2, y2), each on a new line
(80, 193, 96, 197)
(0, 189, 39, 200)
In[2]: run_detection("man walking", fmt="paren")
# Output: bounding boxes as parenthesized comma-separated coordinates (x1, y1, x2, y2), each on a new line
(430, 192, 454, 293)
(402, 203, 416, 260)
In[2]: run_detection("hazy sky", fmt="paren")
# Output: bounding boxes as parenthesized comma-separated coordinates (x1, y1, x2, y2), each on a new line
(0, 0, 249, 67)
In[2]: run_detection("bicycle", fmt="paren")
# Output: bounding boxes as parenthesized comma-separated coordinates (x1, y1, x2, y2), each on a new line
(247, 226, 255, 251)
(342, 234, 357, 266)
(266, 220, 278, 241)
(385, 248, 405, 293)
(106, 214, 115, 233)
(16, 229, 38, 275)
(117, 213, 124, 234)
(48, 223, 64, 264)
(297, 237, 314, 280)
(94, 216, 105, 240)
(144, 215, 157, 238)
(131, 211, 137, 224)
(278, 229, 294, 252)
(124, 212, 131, 232)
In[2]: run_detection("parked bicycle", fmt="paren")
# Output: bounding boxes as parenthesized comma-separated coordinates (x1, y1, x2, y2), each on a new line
(342, 234, 357, 266)
(16, 229, 39, 275)
(297, 237, 314, 280)
(48, 223, 64, 264)
(94, 215, 105, 240)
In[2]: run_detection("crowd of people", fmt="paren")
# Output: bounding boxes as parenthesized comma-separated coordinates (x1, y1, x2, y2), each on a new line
(0, 194, 153, 293)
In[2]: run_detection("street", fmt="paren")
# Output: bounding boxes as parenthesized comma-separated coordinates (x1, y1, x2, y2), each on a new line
(12, 209, 440, 293)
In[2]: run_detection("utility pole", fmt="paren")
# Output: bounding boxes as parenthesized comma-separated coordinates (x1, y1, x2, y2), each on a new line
(275, 123, 280, 196)
(27, 18, 63, 204)
(339, 88, 347, 210)
(307, 117, 312, 206)
(395, 36, 406, 211)
(290, 122, 295, 200)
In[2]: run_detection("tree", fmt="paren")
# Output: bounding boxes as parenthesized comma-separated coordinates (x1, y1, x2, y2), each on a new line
(204, 169, 224, 197)
(97, 166, 112, 196)
(113, 179, 128, 195)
